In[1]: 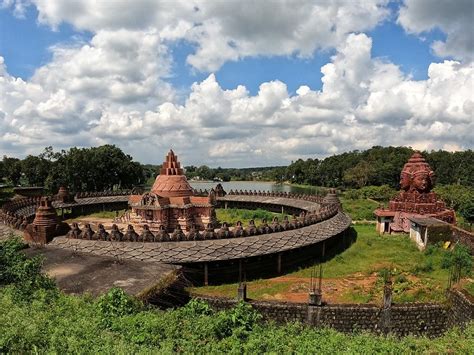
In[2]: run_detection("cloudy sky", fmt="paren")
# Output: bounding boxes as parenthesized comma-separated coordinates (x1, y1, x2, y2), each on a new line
(0, 0, 473, 167)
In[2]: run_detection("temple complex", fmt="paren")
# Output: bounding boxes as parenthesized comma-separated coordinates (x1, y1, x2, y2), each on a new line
(374, 152, 456, 233)
(128, 150, 216, 233)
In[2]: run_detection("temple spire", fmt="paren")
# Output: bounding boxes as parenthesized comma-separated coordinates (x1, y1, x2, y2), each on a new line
(160, 149, 184, 176)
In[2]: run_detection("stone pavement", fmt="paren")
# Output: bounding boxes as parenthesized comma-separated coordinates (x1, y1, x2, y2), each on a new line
(25, 246, 179, 297)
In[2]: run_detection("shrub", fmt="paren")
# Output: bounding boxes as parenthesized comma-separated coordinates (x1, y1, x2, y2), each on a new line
(215, 301, 262, 339)
(441, 244, 472, 276)
(180, 298, 213, 318)
(0, 237, 56, 297)
(97, 287, 142, 328)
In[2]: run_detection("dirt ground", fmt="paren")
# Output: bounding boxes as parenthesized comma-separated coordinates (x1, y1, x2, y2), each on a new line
(252, 274, 378, 303)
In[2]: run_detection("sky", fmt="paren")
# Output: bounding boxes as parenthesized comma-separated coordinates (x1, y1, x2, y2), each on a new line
(0, 0, 473, 167)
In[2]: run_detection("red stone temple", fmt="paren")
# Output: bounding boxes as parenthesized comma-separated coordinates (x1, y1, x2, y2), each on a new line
(374, 152, 456, 233)
(128, 150, 216, 233)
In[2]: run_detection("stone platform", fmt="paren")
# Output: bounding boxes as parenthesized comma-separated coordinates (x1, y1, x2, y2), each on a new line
(25, 247, 178, 297)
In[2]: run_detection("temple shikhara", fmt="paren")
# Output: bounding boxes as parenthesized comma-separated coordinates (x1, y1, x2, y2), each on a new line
(374, 152, 456, 233)
(128, 150, 216, 233)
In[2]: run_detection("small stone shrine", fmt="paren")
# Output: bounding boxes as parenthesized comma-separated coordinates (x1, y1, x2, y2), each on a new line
(23, 197, 69, 244)
(128, 150, 216, 233)
(374, 152, 456, 233)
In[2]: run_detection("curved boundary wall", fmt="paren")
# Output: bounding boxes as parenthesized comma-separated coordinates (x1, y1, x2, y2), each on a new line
(194, 289, 473, 338)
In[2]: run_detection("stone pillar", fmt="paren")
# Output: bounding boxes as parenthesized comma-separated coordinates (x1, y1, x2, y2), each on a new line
(204, 263, 209, 286)
(379, 280, 393, 335)
(237, 283, 247, 301)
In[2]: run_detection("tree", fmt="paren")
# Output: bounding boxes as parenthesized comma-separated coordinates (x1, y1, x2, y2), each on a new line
(21, 155, 51, 186)
(2, 156, 21, 185)
(343, 161, 375, 188)
(459, 199, 474, 227)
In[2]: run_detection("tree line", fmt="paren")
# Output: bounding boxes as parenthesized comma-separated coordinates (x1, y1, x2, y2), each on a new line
(1, 145, 472, 193)
(0, 145, 145, 192)
(267, 146, 473, 188)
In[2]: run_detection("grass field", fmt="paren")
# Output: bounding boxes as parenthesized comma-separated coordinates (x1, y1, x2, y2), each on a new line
(216, 208, 290, 227)
(340, 198, 379, 221)
(191, 224, 472, 303)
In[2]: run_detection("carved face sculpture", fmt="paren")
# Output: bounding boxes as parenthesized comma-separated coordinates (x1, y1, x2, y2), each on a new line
(399, 172, 411, 191)
(412, 172, 430, 193)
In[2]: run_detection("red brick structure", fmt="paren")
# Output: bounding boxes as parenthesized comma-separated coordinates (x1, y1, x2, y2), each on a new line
(24, 197, 59, 244)
(375, 152, 456, 233)
(129, 150, 216, 233)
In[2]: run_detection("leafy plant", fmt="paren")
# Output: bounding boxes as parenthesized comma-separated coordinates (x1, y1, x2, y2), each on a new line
(97, 287, 142, 328)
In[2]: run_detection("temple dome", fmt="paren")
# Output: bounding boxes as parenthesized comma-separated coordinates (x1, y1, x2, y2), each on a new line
(151, 150, 194, 198)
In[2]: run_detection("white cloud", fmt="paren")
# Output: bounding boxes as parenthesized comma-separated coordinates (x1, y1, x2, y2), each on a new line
(0, 2, 473, 165)
(4, 0, 389, 72)
(398, 0, 474, 61)
(2, 32, 473, 165)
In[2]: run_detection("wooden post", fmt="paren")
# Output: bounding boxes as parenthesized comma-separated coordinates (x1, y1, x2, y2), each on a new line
(204, 263, 209, 286)
(322, 241, 326, 259)
(239, 259, 242, 283)
(277, 253, 282, 274)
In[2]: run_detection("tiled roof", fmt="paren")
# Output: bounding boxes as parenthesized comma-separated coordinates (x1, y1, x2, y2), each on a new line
(49, 211, 351, 264)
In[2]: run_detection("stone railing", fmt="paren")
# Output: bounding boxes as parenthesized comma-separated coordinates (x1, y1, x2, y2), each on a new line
(74, 190, 133, 199)
(64, 203, 340, 243)
(0, 197, 41, 229)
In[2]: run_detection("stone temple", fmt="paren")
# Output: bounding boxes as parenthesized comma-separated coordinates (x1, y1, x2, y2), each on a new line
(128, 150, 216, 233)
(374, 152, 456, 233)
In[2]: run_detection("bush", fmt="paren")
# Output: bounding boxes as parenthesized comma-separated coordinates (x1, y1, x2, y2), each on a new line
(97, 287, 142, 328)
(215, 301, 262, 339)
(0, 237, 56, 297)
(345, 185, 397, 201)
(441, 244, 472, 276)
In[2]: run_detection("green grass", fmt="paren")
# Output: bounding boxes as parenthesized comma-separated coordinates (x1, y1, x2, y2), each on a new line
(340, 198, 378, 221)
(1, 288, 472, 353)
(1, 237, 473, 352)
(216, 208, 290, 227)
(192, 225, 455, 303)
(464, 281, 474, 296)
(294, 225, 448, 279)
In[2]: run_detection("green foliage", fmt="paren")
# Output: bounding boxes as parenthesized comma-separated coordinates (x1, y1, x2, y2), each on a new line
(434, 184, 474, 216)
(344, 185, 397, 201)
(0, 287, 472, 353)
(340, 198, 378, 220)
(97, 287, 142, 328)
(441, 244, 472, 277)
(216, 208, 288, 226)
(180, 298, 213, 318)
(0, 237, 56, 297)
(215, 301, 262, 339)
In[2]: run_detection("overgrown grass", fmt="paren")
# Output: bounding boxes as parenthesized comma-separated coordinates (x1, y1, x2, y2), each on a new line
(1, 237, 473, 352)
(192, 225, 458, 303)
(340, 198, 378, 221)
(1, 288, 473, 353)
(216, 208, 290, 227)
